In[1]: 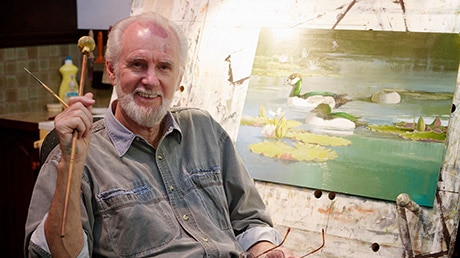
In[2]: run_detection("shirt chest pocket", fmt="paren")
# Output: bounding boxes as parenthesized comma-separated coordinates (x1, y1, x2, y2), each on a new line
(185, 166, 232, 231)
(96, 184, 179, 257)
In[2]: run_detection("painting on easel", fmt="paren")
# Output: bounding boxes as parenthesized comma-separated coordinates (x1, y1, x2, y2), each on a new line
(236, 28, 460, 207)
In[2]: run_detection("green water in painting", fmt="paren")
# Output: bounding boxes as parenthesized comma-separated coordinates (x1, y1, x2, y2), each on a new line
(236, 72, 451, 207)
(237, 125, 443, 207)
(236, 72, 454, 208)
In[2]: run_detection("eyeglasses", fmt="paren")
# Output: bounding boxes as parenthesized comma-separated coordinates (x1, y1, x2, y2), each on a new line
(239, 228, 325, 258)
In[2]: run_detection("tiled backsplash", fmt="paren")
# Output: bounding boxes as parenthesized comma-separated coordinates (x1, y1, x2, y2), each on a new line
(0, 44, 81, 115)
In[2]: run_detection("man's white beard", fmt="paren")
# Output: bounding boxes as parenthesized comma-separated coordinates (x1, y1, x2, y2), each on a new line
(116, 84, 172, 127)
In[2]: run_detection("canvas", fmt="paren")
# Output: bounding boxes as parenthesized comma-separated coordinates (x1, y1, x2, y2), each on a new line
(236, 28, 460, 207)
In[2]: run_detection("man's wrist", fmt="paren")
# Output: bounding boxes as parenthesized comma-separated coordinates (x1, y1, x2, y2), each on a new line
(247, 241, 277, 256)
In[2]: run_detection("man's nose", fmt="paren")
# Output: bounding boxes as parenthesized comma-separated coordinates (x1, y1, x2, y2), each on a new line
(142, 67, 160, 86)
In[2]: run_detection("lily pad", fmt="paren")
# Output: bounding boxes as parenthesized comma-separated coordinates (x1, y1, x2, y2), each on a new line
(240, 115, 271, 127)
(400, 131, 446, 142)
(368, 117, 447, 143)
(287, 131, 352, 146)
(240, 115, 302, 128)
(368, 124, 410, 134)
(249, 140, 338, 162)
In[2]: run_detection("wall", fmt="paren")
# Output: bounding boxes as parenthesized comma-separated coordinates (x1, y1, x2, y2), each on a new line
(133, 0, 460, 257)
(0, 45, 80, 115)
(0, 43, 114, 116)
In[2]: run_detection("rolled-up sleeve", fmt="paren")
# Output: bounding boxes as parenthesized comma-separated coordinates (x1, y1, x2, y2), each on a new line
(236, 226, 282, 251)
(29, 213, 89, 258)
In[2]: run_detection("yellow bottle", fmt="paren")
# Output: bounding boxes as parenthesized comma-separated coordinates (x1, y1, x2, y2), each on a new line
(65, 75, 79, 102)
(58, 56, 79, 102)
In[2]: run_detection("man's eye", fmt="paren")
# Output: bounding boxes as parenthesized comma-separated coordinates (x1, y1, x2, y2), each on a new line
(133, 61, 145, 68)
(127, 60, 146, 69)
(158, 63, 172, 71)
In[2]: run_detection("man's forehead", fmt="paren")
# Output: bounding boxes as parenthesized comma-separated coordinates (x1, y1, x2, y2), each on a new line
(120, 21, 180, 61)
(129, 21, 169, 39)
(149, 23, 168, 38)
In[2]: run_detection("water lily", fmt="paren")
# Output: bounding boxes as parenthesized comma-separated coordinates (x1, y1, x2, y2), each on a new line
(261, 124, 276, 138)
(258, 106, 288, 139)
(275, 115, 288, 139)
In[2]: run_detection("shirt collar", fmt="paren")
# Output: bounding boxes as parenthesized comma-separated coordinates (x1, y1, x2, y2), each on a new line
(104, 101, 182, 157)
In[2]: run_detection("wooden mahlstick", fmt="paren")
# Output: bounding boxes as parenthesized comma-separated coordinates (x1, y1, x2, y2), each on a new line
(61, 36, 95, 237)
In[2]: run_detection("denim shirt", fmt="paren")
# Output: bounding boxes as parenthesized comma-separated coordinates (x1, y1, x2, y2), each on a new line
(25, 105, 280, 257)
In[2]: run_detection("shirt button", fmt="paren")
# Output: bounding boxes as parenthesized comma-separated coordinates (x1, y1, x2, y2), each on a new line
(157, 155, 163, 160)
(202, 237, 209, 242)
(182, 214, 189, 221)
(169, 185, 174, 191)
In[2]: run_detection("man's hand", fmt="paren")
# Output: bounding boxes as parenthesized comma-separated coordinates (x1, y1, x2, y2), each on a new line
(247, 241, 300, 258)
(54, 92, 95, 162)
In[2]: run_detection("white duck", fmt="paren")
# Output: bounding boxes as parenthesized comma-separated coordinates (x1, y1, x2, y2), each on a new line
(304, 103, 366, 134)
(286, 73, 351, 109)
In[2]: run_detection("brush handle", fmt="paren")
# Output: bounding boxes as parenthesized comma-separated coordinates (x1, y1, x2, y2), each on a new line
(61, 36, 95, 237)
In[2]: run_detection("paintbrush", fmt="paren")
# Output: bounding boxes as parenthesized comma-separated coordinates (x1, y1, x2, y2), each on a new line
(23, 68, 68, 108)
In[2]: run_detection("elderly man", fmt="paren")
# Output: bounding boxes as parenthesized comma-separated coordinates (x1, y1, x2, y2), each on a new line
(25, 12, 297, 258)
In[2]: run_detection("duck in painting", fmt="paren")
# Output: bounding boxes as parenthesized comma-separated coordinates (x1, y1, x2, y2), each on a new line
(285, 73, 350, 109)
(305, 103, 365, 133)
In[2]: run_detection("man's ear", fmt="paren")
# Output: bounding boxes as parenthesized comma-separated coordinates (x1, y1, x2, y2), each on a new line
(105, 61, 116, 84)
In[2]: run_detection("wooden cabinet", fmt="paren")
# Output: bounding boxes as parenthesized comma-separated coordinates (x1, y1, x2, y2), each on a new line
(1, 0, 79, 47)
(0, 113, 48, 257)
